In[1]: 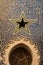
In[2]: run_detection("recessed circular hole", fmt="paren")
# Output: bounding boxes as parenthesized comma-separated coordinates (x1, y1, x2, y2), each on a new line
(9, 43, 32, 65)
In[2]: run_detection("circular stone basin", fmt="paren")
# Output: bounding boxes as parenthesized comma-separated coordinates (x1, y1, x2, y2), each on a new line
(9, 44, 32, 65)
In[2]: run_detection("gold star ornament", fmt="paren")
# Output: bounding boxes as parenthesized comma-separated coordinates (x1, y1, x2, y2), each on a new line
(9, 11, 37, 35)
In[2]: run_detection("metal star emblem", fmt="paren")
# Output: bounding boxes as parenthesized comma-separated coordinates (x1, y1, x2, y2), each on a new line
(9, 11, 37, 35)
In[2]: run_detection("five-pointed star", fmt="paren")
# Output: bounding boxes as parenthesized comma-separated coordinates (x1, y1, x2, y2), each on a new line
(9, 11, 37, 35)
(17, 18, 28, 28)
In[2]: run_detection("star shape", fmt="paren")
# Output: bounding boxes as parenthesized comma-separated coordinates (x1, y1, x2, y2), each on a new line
(17, 18, 28, 28)
(9, 11, 37, 35)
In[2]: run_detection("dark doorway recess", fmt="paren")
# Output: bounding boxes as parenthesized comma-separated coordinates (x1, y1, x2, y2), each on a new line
(9, 45, 32, 65)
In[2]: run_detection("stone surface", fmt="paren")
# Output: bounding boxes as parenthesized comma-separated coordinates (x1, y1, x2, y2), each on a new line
(0, 0, 43, 65)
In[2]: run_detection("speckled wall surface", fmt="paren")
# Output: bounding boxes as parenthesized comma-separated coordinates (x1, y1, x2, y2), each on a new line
(0, 0, 43, 65)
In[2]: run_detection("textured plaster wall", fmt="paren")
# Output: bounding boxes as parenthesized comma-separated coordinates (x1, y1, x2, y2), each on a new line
(0, 0, 43, 65)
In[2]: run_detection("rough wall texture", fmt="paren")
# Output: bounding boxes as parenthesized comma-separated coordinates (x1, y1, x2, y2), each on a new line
(0, 0, 43, 65)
